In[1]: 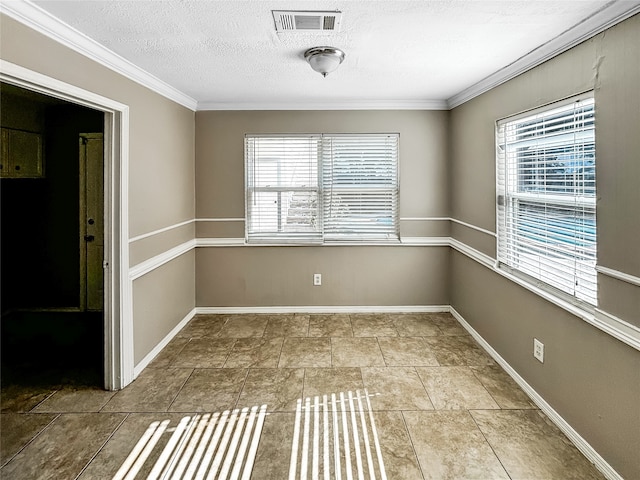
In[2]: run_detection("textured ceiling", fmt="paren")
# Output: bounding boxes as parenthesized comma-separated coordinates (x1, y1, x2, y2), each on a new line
(29, 0, 620, 108)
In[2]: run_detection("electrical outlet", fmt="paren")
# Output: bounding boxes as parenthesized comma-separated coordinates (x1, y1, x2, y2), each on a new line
(533, 338, 544, 363)
(313, 273, 322, 286)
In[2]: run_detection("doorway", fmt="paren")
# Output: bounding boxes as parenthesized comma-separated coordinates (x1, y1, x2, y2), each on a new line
(1, 83, 105, 387)
(0, 60, 132, 391)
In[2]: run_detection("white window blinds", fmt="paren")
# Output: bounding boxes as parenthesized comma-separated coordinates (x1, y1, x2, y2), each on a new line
(246, 135, 321, 242)
(322, 134, 399, 241)
(245, 133, 399, 243)
(497, 93, 597, 305)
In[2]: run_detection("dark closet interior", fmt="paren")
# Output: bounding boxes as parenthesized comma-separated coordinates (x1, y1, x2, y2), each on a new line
(1, 82, 105, 388)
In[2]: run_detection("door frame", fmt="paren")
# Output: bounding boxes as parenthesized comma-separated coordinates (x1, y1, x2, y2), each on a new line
(0, 60, 133, 390)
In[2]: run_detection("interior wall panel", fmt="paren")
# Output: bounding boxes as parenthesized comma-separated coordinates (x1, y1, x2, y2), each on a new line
(132, 251, 195, 364)
(195, 109, 451, 308)
(196, 246, 449, 308)
(449, 14, 640, 479)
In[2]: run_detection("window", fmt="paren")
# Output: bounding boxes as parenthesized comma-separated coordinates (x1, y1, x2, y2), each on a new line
(246, 134, 399, 243)
(496, 93, 596, 305)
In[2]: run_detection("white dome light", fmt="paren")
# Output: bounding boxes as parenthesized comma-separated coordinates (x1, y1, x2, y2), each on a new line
(304, 46, 346, 77)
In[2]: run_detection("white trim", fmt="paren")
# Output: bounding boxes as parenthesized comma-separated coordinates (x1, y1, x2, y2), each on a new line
(596, 265, 640, 288)
(399, 217, 449, 221)
(450, 238, 640, 352)
(450, 238, 496, 269)
(196, 238, 246, 247)
(133, 308, 197, 377)
(196, 305, 449, 315)
(401, 237, 449, 246)
(0, 59, 125, 112)
(450, 218, 497, 237)
(129, 219, 195, 243)
(197, 99, 448, 111)
(399, 217, 498, 238)
(447, 1, 640, 108)
(194, 237, 450, 247)
(197, 218, 245, 222)
(127, 218, 247, 244)
(129, 239, 196, 281)
(0, 0, 197, 111)
(593, 309, 640, 352)
(127, 235, 452, 275)
(450, 307, 623, 480)
(117, 106, 134, 390)
(0, 59, 132, 390)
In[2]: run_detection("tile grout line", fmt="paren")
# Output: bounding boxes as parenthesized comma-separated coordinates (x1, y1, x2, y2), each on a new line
(73, 412, 131, 480)
(0, 412, 61, 469)
(21, 388, 60, 414)
(469, 367, 507, 410)
(305, 314, 311, 337)
(166, 368, 197, 411)
(235, 367, 252, 411)
(275, 331, 286, 369)
(347, 314, 355, 338)
(373, 336, 387, 368)
(301, 368, 308, 409)
(330, 337, 334, 368)
(167, 336, 190, 368)
(467, 409, 514, 479)
(377, 334, 391, 367)
(220, 338, 239, 368)
(413, 365, 437, 411)
(399, 411, 428, 480)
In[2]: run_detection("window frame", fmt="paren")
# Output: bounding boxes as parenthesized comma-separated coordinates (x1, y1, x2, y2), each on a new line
(495, 92, 597, 307)
(245, 133, 400, 244)
(245, 134, 323, 244)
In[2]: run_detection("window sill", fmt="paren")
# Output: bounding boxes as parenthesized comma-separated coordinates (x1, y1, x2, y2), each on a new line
(198, 237, 449, 247)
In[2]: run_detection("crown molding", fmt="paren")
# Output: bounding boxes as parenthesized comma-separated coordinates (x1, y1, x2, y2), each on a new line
(197, 99, 449, 111)
(447, 1, 640, 109)
(4, 0, 637, 113)
(0, 0, 198, 111)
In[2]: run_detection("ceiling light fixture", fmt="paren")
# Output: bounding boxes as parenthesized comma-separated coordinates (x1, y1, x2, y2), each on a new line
(304, 46, 346, 77)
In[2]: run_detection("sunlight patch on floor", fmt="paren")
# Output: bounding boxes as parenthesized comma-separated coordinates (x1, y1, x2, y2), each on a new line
(289, 389, 387, 480)
(114, 405, 268, 480)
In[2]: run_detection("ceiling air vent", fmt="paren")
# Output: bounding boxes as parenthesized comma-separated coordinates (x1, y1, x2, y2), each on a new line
(272, 10, 342, 33)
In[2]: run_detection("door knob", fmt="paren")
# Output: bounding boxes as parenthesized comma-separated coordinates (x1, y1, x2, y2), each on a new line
(84, 235, 95, 242)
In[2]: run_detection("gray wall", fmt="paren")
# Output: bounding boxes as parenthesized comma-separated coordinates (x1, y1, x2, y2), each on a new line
(0, 14, 196, 364)
(449, 14, 640, 479)
(194, 110, 450, 307)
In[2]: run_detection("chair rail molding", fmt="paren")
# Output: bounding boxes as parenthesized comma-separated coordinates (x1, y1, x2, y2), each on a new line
(596, 265, 640, 287)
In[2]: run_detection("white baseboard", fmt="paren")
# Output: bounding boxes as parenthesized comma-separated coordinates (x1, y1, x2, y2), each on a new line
(133, 308, 197, 377)
(449, 307, 623, 480)
(196, 305, 450, 315)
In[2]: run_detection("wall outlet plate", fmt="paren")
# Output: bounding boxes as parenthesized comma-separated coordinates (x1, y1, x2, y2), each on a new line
(533, 338, 544, 363)
(313, 273, 322, 286)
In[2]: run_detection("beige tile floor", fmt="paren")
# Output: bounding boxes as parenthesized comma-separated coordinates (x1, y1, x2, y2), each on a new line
(0, 313, 606, 479)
